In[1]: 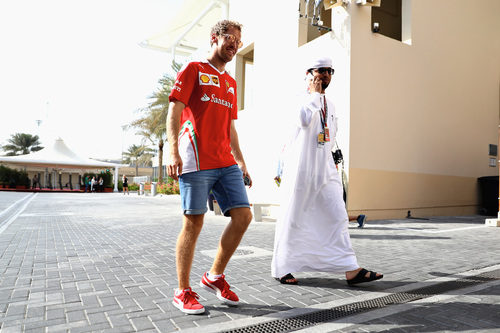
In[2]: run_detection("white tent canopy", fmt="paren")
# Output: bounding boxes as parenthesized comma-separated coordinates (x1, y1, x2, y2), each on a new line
(0, 138, 121, 191)
(140, 0, 229, 58)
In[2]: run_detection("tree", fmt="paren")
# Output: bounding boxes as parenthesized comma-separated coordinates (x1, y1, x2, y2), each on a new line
(122, 144, 154, 176)
(131, 61, 182, 183)
(131, 107, 166, 181)
(2, 133, 43, 156)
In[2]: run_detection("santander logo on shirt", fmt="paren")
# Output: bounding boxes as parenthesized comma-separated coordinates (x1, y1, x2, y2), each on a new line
(200, 93, 233, 109)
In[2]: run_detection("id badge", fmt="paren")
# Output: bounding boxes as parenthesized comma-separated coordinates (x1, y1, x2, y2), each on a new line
(318, 133, 325, 143)
(324, 127, 330, 142)
(317, 133, 325, 148)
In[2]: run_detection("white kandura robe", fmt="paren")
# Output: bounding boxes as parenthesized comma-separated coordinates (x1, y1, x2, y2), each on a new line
(271, 92, 359, 278)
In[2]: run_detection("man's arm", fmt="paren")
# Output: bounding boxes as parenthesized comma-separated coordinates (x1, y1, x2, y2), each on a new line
(166, 101, 186, 180)
(300, 75, 324, 127)
(230, 120, 252, 187)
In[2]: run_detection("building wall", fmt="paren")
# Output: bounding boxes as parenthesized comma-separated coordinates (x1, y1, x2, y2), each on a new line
(118, 166, 153, 180)
(348, 0, 500, 218)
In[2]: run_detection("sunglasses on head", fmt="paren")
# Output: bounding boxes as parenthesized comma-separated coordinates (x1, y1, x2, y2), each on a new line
(311, 67, 334, 75)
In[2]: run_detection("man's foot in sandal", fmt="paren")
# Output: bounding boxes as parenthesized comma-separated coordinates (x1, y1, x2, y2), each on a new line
(346, 268, 383, 286)
(275, 273, 298, 285)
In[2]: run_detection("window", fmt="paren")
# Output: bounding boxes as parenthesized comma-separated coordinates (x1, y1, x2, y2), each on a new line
(235, 43, 254, 111)
(372, 0, 412, 45)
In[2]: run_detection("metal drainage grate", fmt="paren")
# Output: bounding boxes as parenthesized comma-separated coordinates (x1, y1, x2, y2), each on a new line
(223, 269, 500, 333)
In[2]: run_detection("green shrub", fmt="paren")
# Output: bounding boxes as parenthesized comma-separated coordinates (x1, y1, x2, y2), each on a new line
(0, 165, 28, 187)
(0, 165, 10, 185)
(19, 171, 30, 187)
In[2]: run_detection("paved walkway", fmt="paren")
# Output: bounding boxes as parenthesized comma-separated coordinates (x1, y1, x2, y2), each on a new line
(0, 192, 499, 332)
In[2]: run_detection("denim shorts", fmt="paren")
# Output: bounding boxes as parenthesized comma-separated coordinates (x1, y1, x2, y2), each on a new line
(179, 164, 250, 216)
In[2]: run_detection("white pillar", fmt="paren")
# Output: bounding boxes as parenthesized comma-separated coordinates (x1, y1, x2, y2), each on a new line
(114, 166, 119, 192)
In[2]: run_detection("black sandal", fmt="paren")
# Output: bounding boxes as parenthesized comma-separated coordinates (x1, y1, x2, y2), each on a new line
(275, 273, 298, 285)
(347, 268, 383, 286)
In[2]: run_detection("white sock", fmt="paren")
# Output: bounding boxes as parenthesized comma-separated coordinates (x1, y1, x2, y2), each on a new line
(207, 272, 222, 280)
(175, 288, 189, 296)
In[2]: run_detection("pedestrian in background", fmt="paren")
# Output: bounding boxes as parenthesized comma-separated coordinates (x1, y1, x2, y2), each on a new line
(32, 174, 40, 189)
(122, 175, 129, 195)
(90, 176, 96, 193)
(84, 175, 89, 193)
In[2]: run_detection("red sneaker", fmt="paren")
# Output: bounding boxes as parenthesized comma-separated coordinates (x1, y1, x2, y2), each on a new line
(200, 272, 239, 305)
(172, 287, 205, 314)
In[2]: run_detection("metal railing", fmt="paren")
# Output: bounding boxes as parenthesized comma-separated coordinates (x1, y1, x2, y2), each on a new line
(132, 176, 149, 184)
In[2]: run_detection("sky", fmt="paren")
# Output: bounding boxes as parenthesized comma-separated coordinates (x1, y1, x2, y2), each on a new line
(0, 0, 182, 160)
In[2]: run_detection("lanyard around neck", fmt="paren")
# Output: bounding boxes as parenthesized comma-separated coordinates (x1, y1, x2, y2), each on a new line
(320, 96, 328, 130)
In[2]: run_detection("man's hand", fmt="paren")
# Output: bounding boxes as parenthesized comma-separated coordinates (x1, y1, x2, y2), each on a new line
(241, 166, 252, 188)
(309, 75, 322, 93)
(167, 153, 183, 181)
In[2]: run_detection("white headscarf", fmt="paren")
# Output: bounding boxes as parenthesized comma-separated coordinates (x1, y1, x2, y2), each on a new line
(308, 56, 333, 70)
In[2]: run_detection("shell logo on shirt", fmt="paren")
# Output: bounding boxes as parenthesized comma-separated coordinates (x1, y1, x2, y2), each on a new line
(200, 74, 210, 84)
(199, 72, 220, 87)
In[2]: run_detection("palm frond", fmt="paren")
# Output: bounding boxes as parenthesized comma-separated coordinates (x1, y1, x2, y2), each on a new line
(3, 133, 43, 156)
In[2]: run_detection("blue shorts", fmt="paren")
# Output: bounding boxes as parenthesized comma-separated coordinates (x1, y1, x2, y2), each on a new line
(179, 164, 250, 216)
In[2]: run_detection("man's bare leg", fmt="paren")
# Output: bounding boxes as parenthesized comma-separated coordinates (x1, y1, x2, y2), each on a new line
(176, 214, 205, 290)
(210, 207, 252, 275)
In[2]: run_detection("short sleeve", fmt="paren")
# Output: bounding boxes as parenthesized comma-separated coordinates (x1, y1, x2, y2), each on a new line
(231, 83, 238, 120)
(169, 63, 197, 105)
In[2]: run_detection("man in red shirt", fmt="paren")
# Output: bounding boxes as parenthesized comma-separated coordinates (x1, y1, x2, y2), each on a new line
(167, 20, 253, 315)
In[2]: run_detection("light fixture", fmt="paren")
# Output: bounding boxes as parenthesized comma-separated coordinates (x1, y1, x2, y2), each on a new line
(324, 0, 346, 10)
(356, 0, 381, 6)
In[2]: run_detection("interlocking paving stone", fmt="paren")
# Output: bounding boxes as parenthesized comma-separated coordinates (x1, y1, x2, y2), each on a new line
(70, 321, 111, 332)
(87, 311, 109, 325)
(46, 308, 65, 320)
(100, 324, 136, 333)
(66, 309, 87, 322)
(129, 316, 156, 331)
(22, 318, 66, 330)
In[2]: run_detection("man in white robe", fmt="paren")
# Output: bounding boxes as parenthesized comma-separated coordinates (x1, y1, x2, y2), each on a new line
(271, 57, 383, 285)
